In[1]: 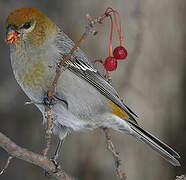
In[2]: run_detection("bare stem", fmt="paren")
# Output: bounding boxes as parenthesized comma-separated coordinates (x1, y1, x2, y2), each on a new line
(0, 156, 13, 175)
(103, 128, 127, 180)
(43, 106, 53, 157)
(0, 132, 74, 180)
(47, 13, 107, 99)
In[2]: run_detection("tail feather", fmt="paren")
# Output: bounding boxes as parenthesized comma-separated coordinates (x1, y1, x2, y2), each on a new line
(127, 120, 180, 166)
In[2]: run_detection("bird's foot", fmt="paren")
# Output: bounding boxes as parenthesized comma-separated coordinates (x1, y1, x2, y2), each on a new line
(43, 94, 57, 108)
(25, 100, 43, 105)
(44, 158, 61, 177)
(44, 169, 52, 178)
(51, 157, 61, 173)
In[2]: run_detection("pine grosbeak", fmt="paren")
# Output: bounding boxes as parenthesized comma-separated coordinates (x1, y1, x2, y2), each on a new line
(5, 7, 180, 166)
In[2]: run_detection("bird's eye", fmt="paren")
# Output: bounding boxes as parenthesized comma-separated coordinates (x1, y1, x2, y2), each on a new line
(22, 22, 31, 29)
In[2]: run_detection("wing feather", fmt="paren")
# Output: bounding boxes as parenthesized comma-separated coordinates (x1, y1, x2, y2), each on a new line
(66, 58, 138, 124)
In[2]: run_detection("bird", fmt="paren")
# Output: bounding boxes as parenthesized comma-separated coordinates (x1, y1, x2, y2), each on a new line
(5, 7, 180, 167)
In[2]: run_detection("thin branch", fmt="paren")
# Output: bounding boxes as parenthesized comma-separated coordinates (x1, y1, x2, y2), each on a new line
(103, 128, 127, 180)
(0, 132, 74, 180)
(47, 13, 107, 99)
(43, 106, 53, 157)
(0, 156, 13, 175)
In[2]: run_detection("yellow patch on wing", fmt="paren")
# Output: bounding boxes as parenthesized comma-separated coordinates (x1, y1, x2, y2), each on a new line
(109, 101, 129, 119)
(18, 62, 46, 90)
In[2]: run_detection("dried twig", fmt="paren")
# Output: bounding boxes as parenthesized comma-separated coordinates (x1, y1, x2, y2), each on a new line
(0, 132, 74, 180)
(43, 106, 53, 157)
(47, 13, 107, 99)
(0, 156, 13, 175)
(103, 128, 127, 180)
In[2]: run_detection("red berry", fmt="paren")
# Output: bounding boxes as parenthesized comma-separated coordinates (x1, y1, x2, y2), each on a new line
(113, 46, 128, 60)
(104, 56, 117, 71)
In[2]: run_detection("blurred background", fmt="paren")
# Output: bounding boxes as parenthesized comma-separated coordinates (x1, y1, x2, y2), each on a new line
(0, 0, 185, 179)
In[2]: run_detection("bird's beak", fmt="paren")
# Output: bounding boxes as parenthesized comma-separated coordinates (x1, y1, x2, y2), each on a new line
(6, 26, 19, 44)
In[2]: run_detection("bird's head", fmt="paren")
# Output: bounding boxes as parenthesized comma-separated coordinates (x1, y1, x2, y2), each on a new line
(5, 7, 58, 47)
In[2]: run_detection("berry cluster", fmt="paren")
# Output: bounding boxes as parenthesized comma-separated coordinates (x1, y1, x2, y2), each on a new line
(93, 8, 128, 79)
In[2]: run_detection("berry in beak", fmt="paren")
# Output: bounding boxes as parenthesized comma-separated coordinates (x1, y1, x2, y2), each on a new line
(6, 26, 19, 44)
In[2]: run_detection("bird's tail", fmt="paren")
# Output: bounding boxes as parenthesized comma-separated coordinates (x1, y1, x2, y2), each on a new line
(126, 120, 180, 166)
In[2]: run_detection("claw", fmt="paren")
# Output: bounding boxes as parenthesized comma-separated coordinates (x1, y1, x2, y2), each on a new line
(44, 158, 61, 177)
(43, 94, 56, 108)
(50, 158, 61, 173)
(44, 170, 52, 178)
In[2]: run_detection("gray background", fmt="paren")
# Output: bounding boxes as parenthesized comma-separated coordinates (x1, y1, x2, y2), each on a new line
(0, 0, 185, 179)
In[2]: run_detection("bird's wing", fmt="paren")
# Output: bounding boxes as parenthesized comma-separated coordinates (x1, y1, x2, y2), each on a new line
(66, 58, 138, 124)
(56, 30, 138, 124)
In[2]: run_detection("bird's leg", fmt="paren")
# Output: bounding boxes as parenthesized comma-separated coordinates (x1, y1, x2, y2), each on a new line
(44, 139, 64, 177)
(50, 139, 65, 173)
(43, 94, 57, 108)
(53, 139, 64, 162)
